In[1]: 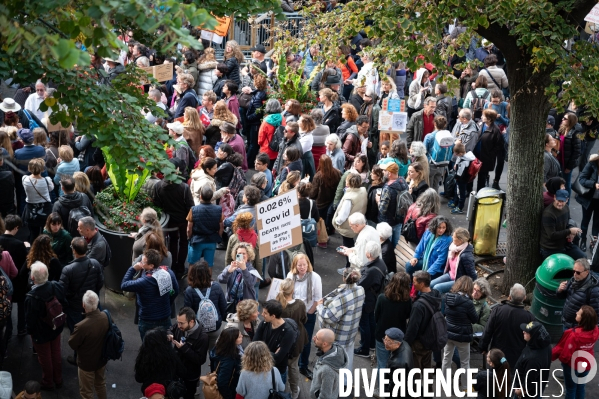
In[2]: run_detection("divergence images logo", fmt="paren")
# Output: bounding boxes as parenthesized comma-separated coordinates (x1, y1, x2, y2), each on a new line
(571, 350, 597, 384)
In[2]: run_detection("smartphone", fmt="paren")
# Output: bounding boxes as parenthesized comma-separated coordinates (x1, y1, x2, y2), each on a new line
(236, 254, 243, 262)
(180, 337, 186, 343)
(336, 247, 343, 253)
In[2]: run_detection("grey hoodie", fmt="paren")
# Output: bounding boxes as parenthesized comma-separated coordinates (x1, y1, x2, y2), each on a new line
(310, 343, 348, 399)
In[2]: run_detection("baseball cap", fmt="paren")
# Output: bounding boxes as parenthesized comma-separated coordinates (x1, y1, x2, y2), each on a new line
(520, 321, 542, 334)
(381, 162, 399, 174)
(144, 383, 165, 397)
(166, 121, 184, 135)
(249, 44, 267, 54)
(17, 128, 34, 144)
(547, 115, 555, 126)
(555, 189, 569, 202)
(385, 328, 404, 342)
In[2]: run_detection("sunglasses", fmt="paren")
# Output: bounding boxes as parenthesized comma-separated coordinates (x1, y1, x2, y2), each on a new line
(574, 270, 587, 275)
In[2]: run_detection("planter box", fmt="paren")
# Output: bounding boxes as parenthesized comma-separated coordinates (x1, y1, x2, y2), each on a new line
(95, 213, 170, 293)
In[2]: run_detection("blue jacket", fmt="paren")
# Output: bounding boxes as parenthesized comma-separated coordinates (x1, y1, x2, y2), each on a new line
(246, 90, 267, 125)
(423, 130, 437, 161)
(413, 230, 452, 276)
(184, 282, 228, 330)
(121, 266, 179, 321)
(14, 145, 46, 173)
(54, 159, 81, 195)
(303, 47, 319, 78)
(174, 88, 199, 118)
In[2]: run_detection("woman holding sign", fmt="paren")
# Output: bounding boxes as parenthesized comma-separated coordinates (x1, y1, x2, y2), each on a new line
(286, 253, 322, 380)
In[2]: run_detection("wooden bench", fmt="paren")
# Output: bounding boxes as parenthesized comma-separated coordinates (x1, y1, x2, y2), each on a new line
(395, 236, 416, 273)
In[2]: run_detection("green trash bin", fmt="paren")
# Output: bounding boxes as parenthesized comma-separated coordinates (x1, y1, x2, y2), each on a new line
(531, 254, 575, 342)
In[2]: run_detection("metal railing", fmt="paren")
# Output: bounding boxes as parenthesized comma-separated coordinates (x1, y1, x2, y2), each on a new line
(213, 12, 305, 60)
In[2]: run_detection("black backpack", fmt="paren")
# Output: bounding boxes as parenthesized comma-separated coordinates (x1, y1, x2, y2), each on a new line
(67, 205, 92, 237)
(102, 309, 125, 361)
(269, 125, 285, 152)
(401, 217, 419, 244)
(418, 298, 448, 352)
(371, 266, 393, 295)
(395, 189, 413, 220)
(469, 89, 489, 122)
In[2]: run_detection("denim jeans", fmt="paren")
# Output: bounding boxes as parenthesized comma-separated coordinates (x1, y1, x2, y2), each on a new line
(405, 260, 442, 280)
(279, 369, 288, 385)
(299, 313, 316, 369)
(453, 180, 468, 210)
(375, 339, 390, 369)
(430, 274, 455, 294)
(358, 311, 376, 352)
(540, 245, 586, 262)
(187, 242, 217, 266)
(391, 223, 402, 248)
(562, 363, 589, 399)
(138, 317, 172, 341)
(563, 170, 572, 203)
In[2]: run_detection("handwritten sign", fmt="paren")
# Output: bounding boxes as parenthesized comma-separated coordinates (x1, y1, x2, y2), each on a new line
(139, 64, 173, 82)
(379, 111, 393, 131)
(387, 99, 401, 112)
(255, 189, 302, 258)
(392, 112, 408, 131)
(585, 4, 599, 24)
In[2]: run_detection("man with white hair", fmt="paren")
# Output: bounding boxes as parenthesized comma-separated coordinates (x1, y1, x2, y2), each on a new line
(68, 290, 109, 399)
(144, 88, 167, 124)
(480, 283, 536, 367)
(24, 81, 46, 121)
(354, 240, 387, 357)
(451, 108, 480, 153)
(25, 261, 67, 390)
(337, 212, 380, 275)
(377, 222, 396, 273)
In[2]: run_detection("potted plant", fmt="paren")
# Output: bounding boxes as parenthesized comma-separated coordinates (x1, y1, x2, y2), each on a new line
(269, 52, 320, 111)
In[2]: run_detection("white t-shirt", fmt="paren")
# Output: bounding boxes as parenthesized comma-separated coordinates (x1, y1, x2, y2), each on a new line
(286, 271, 323, 312)
(24, 93, 45, 121)
(299, 131, 314, 153)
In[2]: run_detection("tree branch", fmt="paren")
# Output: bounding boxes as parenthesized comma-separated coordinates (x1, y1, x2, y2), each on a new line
(475, 21, 521, 66)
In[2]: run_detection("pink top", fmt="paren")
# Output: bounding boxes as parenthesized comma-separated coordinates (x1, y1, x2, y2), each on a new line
(0, 251, 18, 280)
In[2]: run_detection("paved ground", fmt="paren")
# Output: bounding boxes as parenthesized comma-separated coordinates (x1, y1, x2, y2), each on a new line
(4, 141, 599, 398)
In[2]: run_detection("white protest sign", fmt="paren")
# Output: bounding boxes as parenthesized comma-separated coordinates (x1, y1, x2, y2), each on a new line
(585, 4, 599, 24)
(255, 189, 303, 258)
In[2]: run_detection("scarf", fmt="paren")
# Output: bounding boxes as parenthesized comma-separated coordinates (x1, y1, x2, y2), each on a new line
(444, 242, 469, 280)
(151, 267, 173, 296)
(237, 228, 257, 247)
(229, 269, 245, 304)
(422, 235, 438, 271)
(135, 224, 153, 241)
(294, 272, 313, 307)
(571, 274, 593, 292)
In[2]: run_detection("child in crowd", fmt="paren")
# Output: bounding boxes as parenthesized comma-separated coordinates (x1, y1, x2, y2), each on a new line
(449, 142, 476, 214)
(377, 140, 390, 162)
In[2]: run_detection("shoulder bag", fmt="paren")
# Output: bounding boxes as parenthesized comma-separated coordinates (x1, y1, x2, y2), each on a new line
(268, 368, 291, 399)
(573, 177, 591, 197)
(26, 177, 52, 224)
(200, 362, 224, 399)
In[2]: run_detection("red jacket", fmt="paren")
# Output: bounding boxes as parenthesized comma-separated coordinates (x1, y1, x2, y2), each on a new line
(552, 326, 599, 370)
(404, 204, 436, 242)
(258, 121, 279, 160)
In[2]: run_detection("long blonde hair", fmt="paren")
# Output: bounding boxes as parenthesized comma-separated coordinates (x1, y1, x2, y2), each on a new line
(73, 172, 91, 194)
(224, 40, 244, 64)
(199, 47, 216, 64)
(213, 100, 237, 124)
(183, 107, 204, 130)
(276, 278, 295, 309)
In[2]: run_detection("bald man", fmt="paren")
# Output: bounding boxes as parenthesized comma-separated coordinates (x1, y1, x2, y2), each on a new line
(310, 329, 348, 399)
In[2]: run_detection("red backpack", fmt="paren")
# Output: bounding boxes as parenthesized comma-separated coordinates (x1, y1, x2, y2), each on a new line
(467, 158, 482, 182)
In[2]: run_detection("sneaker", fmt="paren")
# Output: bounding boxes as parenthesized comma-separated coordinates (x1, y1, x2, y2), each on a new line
(17, 329, 27, 337)
(354, 348, 370, 358)
(451, 207, 464, 214)
(299, 368, 313, 380)
(292, 386, 300, 399)
(447, 200, 456, 208)
(337, 267, 347, 276)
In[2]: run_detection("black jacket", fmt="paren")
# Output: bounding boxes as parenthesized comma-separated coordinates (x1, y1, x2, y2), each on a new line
(404, 289, 442, 345)
(135, 349, 186, 395)
(0, 170, 15, 216)
(174, 88, 199, 119)
(273, 135, 304, 177)
(321, 104, 341, 133)
(557, 273, 599, 329)
(365, 183, 383, 223)
(480, 300, 536, 367)
(454, 244, 477, 281)
(336, 120, 356, 138)
(152, 180, 194, 224)
(25, 280, 67, 344)
(246, 90, 267, 126)
(411, 179, 429, 202)
(358, 257, 387, 313)
(387, 341, 413, 373)
(52, 192, 94, 233)
(560, 127, 581, 171)
(512, 326, 552, 398)
(168, 322, 209, 380)
(445, 292, 478, 342)
(476, 123, 504, 170)
(575, 161, 598, 210)
(59, 256, 104, 312)
(209, 350, 241, 399)
(380, 239, 396, 273)
(254, 319, 297, 373)
(224, 57, 241, 87)
(0, 234, 27, 301)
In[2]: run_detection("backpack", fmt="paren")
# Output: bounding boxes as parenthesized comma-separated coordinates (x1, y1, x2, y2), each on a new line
(395, 190, 413, 220)
(283, 318, 300, 358)
(301, 200, 317, 247)
(371, 266, 393, 295)
(28, 284, 66, 330)
(228, 166, 247, 198)
(401, 217, 419, 244)
(0, 266, 13, 297)
(22, 109, 40, 129)
(0, 276, 11, 322)
(102, 309, 125, 361)
(418, 297, 448, 352)
(67, 205, 92, 237)
(469, 89, 489, 122)
(220, 192, 236, 218)
(269, 125, 285, 153)
(429, 130, 455, 166)
(195, 286, 219, 333)
(467, 157, 482, 183)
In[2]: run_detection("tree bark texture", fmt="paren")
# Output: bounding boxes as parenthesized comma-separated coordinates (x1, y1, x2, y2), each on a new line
(503, 55, 553, 292)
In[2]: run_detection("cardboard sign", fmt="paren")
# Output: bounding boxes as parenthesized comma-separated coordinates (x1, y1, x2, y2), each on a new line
(266, 278, 285, 301)
(255, 189, 302, 258)
(378, 111, 393, 130)
(585, 4, 599, 24)
(138, 64, 173, 82)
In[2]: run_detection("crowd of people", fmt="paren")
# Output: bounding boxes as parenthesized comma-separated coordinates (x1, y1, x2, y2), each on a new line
(0, 10, 599, 399)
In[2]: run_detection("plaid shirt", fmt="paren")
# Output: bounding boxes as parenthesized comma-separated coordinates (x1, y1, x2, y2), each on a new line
(317, 284, 365, 346)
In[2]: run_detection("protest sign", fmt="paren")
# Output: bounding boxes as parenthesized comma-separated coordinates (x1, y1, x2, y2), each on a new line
(255, 189, 302, 258)
(378, 99, 408, 148)
(139, 64, 173, 83)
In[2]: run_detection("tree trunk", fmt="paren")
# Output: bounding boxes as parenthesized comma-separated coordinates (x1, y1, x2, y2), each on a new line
(503, 60, 553, 292)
